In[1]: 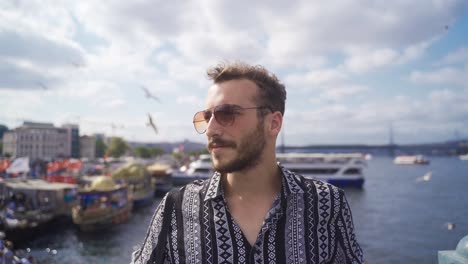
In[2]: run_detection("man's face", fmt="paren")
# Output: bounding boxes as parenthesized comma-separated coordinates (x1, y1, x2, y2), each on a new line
(204, 79, 267, 173)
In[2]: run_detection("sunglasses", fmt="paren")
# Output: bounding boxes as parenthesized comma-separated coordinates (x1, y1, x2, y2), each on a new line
(193, 104, 270, 134)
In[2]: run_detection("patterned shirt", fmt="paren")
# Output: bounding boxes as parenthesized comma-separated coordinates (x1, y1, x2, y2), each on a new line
(132, 164, 364, 264)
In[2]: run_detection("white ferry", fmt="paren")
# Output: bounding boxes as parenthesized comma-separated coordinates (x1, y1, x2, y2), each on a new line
(172, 154, 213, 186)
(276, 153, 366, 188)
(394, 155, 430, 165)
(459, 154, 468, 161)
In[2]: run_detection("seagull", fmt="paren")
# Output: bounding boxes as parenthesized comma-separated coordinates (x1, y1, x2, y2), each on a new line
(36, 82, 48, 90)
(415, 171, 432, 183)
(445, 222, 456, 230)
(147, 113, 158, 134)
(70, 61, 83, 68)
(141, 86, 161, 102)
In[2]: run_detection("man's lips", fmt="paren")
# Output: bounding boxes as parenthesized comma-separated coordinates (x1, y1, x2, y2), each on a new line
(207, 139, 235, 150)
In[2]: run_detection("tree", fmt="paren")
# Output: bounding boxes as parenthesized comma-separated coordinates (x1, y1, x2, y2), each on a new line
(95, 139, 107, 158)
(134, 146, 165, 158)
(150, 147, 165, 157)
(106, 137, 128, 158)
(0, 124, 8, 139)
(187, 148, 209, 156)
(135, 146, 151, 158)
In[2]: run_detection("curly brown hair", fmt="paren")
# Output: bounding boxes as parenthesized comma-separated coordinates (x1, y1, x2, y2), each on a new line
(206, 61, 286, 116)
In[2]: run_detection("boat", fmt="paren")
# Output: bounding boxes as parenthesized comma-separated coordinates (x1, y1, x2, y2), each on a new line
(147, 162, 173, 196)
(44, 159, 83, 184)
(172, 154, 213, 186)
(276, 153, 366, 188)
(394, 155, 430, 165)
(0, 178, 78, 243)
(111, 162, 155, 207)
(459, 154, 468, 161)
(72, 176, 132, 232)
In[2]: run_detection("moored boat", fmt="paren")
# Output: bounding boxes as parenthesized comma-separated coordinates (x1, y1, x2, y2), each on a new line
(72, 176, 132, 232)
(276, 153, 366, 188)
(394, 155, 430, 165)
(44, 159, 83, 184)
(111, 162, 155, 207)
(459, 154, 468, 161)
(147, 163, 173, 196)
(0, 178, 78, 243)
(172, 154, 213, 186)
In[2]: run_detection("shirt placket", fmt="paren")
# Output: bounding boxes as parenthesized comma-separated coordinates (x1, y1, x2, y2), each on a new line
(250, 194, 283, 263)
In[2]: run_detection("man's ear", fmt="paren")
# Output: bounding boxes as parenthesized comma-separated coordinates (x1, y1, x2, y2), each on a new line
(267, 112, 283, 136)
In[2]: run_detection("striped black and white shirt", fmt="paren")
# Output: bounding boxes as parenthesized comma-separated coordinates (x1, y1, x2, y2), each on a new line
(132, 164, 364, 264)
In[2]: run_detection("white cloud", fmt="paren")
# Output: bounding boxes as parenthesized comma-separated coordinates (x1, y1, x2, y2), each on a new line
(176, 96, 203, 106)
(410, 65, 468, 86)
(310, 85, 369, 104)
(286, 69, 348, 89)
(440, 46, 468, 65)
(285, 88, 468, 144)
(343, 48, 399, 73)
(1, 0, 467, 144)
(103, 99, 126, 108)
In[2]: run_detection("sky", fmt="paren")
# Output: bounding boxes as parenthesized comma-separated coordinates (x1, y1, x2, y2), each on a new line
(1, 0, 468, 146)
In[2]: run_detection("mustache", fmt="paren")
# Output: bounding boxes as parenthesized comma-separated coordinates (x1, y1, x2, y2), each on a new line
(207, 138, 236, 149)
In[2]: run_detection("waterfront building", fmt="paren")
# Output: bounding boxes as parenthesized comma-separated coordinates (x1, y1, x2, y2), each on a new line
(62, 124, 80, 158)
(80, 135, 96, 160)
(1, 122, 79, 160)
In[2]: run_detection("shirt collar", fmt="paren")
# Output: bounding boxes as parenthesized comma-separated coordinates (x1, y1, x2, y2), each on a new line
(203, 163, 304, 202)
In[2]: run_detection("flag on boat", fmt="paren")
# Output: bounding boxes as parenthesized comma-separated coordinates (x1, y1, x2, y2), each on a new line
(6, 157, 30, 174)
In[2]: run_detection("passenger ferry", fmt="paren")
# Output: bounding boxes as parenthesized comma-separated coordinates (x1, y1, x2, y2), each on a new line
(276, 153, 366, 188)
(459, 154, 468, 161)
(147, 162, 173, 196)
(72, 176, 132, 232)
(394, 155, 430, 165)
(172, 154, 213, 186)
(111, 162, 154, 207)
(0, 178, 78, 242)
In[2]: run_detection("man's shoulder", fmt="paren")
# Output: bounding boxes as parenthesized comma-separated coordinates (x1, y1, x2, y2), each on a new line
(286, 169, 344, 196)
(167, 178, 211, 197)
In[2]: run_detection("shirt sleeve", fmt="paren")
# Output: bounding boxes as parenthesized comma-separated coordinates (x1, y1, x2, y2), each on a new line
(334, 189, 364, 264)
(131, 193, 170, 264)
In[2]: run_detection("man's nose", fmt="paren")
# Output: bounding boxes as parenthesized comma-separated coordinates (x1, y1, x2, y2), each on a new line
(205, 115, 222, 138)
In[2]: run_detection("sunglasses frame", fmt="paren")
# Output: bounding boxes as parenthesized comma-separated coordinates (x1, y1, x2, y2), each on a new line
(193, 104, 271, 134)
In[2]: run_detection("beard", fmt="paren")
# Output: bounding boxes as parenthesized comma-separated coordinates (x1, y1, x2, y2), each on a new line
(209, 121, 266, 174)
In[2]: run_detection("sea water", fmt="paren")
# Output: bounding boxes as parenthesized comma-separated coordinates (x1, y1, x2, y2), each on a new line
(21, 156, 468, 263)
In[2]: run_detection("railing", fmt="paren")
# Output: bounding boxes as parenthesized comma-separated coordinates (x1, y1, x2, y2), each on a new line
(439, 235, 468, 264)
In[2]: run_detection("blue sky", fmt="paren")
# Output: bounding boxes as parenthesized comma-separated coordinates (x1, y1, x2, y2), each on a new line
(1, 1, 467, 146)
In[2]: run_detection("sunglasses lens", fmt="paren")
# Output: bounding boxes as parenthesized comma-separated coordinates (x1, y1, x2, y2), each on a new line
(214, 105, 235, 126)
(193, 104, 239, 133)
(193, 111, 208, 133)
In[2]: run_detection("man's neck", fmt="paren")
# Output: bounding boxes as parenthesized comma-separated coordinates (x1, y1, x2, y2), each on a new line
(222, 155, 282, 200)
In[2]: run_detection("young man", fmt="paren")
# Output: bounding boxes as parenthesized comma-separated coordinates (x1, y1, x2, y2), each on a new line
(132, 62, 364, 264)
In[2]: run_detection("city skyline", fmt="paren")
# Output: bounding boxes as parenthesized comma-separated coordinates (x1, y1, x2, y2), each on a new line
(1, 1, 468, 145)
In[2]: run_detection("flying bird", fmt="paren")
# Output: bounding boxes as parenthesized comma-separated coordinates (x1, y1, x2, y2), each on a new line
(415, 171, 432, 183)
(70, 61, 83, 68)
(147, 113, 158, 134)
(141, 86, 161, 102)
(444, 222, 456, 230)
(36, 82, 48, 90)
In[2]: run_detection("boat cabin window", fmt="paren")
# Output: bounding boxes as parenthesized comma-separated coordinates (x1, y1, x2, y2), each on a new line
(343, 168, 361, 175)
(37, 191, 55, 210)
(81, 190, 128, 210)
(9, 192, 34, 212)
